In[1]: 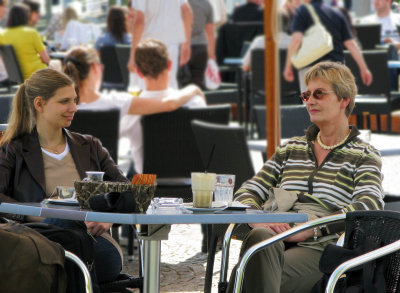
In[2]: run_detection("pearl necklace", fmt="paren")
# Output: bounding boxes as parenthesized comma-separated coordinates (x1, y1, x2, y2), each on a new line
(317, 130, 350, 150)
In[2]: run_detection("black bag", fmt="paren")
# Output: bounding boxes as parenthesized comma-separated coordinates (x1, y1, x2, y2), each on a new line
(25, 221, 95, 293)
(311, 235, 387, 293)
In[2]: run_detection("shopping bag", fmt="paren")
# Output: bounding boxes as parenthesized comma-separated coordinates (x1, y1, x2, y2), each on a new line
(205, 59, 221, 90)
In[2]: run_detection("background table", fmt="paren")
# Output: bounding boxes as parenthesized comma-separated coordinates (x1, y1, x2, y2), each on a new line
(0, 202, 307, 293)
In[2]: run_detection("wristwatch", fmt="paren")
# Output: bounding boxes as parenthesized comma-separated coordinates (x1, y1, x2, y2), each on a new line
(320, 225, 329, 237)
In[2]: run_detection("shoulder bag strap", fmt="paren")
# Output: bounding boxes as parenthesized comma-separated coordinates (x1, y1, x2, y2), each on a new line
(304, 3, 322, 25)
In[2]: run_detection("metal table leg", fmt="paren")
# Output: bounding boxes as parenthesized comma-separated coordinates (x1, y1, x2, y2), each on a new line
(137, 224, 171, 293)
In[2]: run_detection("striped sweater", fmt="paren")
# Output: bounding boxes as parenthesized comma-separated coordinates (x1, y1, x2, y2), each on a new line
(235, 125, 384, 213)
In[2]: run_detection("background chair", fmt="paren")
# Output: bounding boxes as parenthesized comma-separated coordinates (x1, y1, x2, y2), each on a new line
(247, 49, 302, 136)
(68, 108, 120, 163)
(100, 45, 130, 91)
(249, 48, 301, 108)
(216, 21, 263, 75)
(0, 45, 24, 92)
(353, 23, 381, 50)
(344, 49, 400, 132)
(0, 94, 13, 124)
(141, 105, 231, 202)
(253, 104, 310, 140)
(191, 120, 255, 293)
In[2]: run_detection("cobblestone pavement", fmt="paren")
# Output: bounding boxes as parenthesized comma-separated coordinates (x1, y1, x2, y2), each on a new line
(122, 224, 242, 293)
(121, 154, 400, 293)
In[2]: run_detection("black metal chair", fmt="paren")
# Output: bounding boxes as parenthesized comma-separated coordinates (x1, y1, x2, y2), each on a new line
(247, 48, 302, 137)
(253, 104, 310, 140)
(191, 120, 255, 293)
(68, 108, 120, 163)
(0, 94, 13, 124)
(141, 105, 231, 202)
(229, 211, 400, 293)
(344, 49, 400, 132)
(100, 45, 130, 91)
(0, 45, 24, 92)
(353, 23, 381, 50)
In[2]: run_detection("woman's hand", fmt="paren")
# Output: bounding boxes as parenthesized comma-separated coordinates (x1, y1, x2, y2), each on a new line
(85, 221, 113, 237)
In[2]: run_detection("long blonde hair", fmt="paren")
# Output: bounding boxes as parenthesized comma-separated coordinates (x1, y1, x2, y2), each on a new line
(0, 68, 74, 146)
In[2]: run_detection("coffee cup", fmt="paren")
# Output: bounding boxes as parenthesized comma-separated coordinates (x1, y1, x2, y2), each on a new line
(85, 171, 105, 182)
(191, 172, 216, 208)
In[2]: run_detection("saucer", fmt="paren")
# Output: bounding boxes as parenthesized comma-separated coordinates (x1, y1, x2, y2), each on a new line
(182, 201, 228, 213)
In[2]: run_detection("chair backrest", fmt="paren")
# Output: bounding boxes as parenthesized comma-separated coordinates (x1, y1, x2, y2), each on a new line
(354, 23, 381, 50)
(344, 210, 400, 292)
(216, 22, 264, 65)
(191, 120, 254, 191)
(344, 50, 390, 98)
(141, 105, 231, 178)
(100, 45, 130, 91)
(279, 48, 301, 104)
(67, 108, 120, 163)
(0, 94, 13, 124)
(253, 104, 310, 139)
(115, 44, 130, 88)
(0, 45, 24, 84)
(250, 48, 301, 105)
(250, 49, 265, 95)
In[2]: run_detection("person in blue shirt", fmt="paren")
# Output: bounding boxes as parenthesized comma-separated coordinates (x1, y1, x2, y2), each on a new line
(95, 6, 131, 51)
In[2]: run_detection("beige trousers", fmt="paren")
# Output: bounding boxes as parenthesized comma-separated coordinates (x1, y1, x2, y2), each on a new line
(227, 227, 323, 293)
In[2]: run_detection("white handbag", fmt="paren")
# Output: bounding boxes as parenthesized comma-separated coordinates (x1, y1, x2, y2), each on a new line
(291, 4, 333, 69)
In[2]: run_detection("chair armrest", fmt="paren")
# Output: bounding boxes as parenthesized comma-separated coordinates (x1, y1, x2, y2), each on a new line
(220, 223, 237, 284)
(325, 238, 400, 293)
(232, 214, 346, 293)
(65, 250, 93, 293)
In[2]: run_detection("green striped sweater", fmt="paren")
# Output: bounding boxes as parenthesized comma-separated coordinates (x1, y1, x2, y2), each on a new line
(235, 125, 384, 213)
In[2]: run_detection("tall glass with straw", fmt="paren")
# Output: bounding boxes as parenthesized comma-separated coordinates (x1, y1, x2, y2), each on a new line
(191, 145, 216, 208)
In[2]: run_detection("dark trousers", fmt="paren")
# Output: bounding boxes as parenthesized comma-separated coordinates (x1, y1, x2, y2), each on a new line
(179, 44, 208, 89)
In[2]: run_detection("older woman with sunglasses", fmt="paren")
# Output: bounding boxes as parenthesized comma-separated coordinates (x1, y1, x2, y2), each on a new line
(227, 61, 384, 293)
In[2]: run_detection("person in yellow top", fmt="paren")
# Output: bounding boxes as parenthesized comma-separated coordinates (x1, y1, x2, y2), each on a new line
(0, 3, 49, 80)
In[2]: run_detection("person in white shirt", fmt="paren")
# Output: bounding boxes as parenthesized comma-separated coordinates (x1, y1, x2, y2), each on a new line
(126, 38, 207, 173)
(359, 0, 400, 44)
(127, 0, 193, 91)
(62, 46, 205, 173)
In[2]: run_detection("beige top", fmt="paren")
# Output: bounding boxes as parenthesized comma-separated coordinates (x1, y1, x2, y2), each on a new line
(42, 149, 124, 264)
(42, 151, 80, 197)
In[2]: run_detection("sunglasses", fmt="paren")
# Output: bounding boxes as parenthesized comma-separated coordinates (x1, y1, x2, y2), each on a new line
(300, 89, 334, 102)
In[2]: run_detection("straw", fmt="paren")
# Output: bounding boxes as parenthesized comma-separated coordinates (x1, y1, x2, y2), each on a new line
(205, 144, 216, 173)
